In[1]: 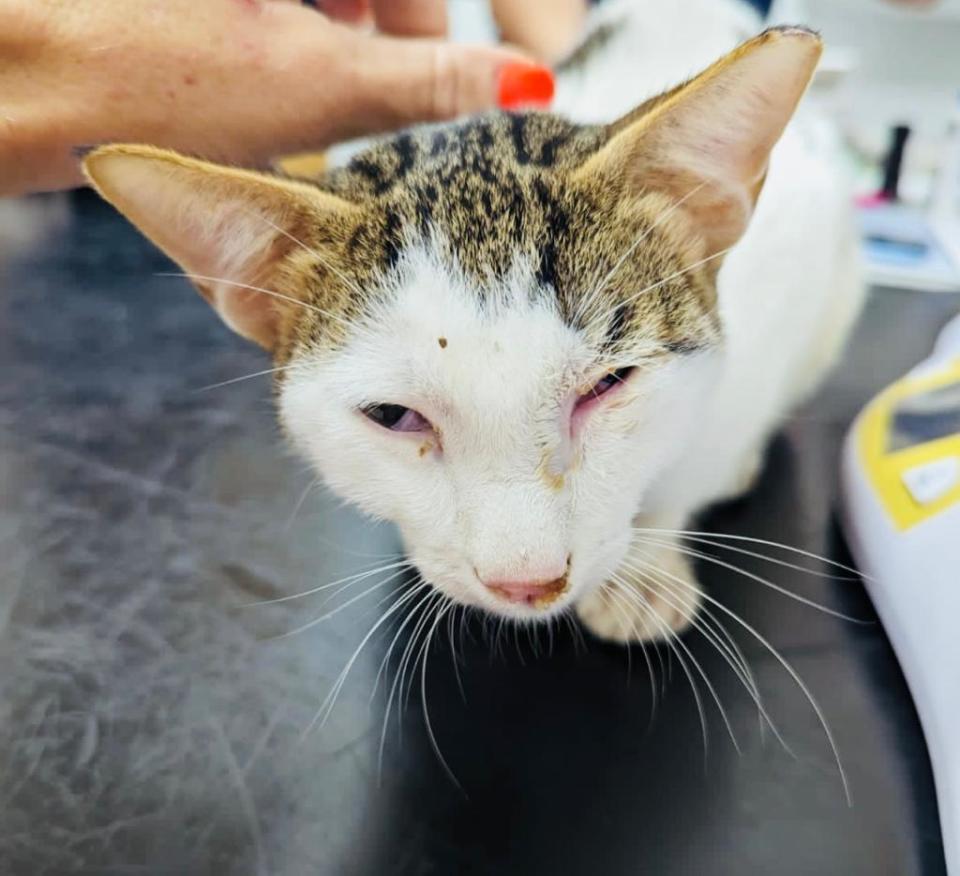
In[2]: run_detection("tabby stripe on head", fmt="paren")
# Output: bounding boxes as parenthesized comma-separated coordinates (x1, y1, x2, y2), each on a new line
(532, 177, 569, 300)
(603, 302, 634, 350)
(393, 133, 417, 181)
(383, 209, 402, 270)
(430, 131, 448, 157)
(349, 157, 389, 195)
(510, 115, 532, 166)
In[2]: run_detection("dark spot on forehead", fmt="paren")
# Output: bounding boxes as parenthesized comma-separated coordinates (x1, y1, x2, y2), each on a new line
(438, 337, 448, 348)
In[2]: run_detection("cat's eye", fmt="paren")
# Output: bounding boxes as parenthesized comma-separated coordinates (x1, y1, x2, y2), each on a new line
(361, 403, 431, 433)
(577, 366, 636, 406)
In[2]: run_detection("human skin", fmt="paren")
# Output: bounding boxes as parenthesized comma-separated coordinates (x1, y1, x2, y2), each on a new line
(0, 0, 533, 195)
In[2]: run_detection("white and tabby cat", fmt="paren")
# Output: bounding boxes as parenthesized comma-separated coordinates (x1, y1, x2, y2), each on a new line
(83, 0, 864, 644)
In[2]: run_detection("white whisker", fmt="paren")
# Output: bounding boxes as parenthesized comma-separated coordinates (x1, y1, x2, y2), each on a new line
(274, 567, 408, 640)
(241, 205, 365, 299)
(623, 557, 792, 755)
(632, 533, 863, 623)
(594, 246, 734, 326)
(608, 577, 709, 758)
(246, 559, 411, 607)
(576, 182, 707, 323)
(613, 574, 740, 756)
(195, 364, 304, 393)
(156, 271, 354, 328)
(285, 477, 321, 530)
(377, 589, 441, 771)
(304, 579, 428, 740)
(419, 599, 464, 791)
(633, 527, 869, 581)
(599, 586, 659, 728)
(627, 557, 852, 805)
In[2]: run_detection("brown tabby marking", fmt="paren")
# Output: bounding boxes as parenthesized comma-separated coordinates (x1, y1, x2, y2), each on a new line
(278, 110, 719, 367)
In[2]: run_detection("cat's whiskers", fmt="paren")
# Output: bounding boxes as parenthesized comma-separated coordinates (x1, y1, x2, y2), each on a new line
(608, 574, 712, 760)
(418, 598, 463, 791)
(305, 578, 429, 740)
(195, 363, 306, 393)
(246, 558, 411, 607)
(285, 477, 322, 530)
(241, 204, 366, 299)
(403, 592, 446, 712)
(156, 271, 355, 328)
(621, 551, 852, 805)
(376, 587, 440, 774)
(574, 182, 707, 325)
(639, 531, 862, 583)
(593, 246, 735, 328)
(612, 571, 742, 756)
(447, 603, 468, 703)
(631, 532, 864, 623)
(598, 586, 659, 728)
(275, 566, 411, 640)
(620, 558, 791, 753)
(632, 526, 869, 581)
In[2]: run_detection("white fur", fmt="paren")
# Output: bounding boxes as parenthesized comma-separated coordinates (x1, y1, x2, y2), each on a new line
(281, 0, 864, 624)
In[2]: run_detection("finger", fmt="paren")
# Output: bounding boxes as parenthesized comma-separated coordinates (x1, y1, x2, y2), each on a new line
(312, 0, 370, 24)
(370, 0, 447, 37)
(491, 0, 588, 61)
(344, 33, 553, 131)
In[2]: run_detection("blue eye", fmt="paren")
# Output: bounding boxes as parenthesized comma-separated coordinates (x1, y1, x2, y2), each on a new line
(362, 404, 431, 433)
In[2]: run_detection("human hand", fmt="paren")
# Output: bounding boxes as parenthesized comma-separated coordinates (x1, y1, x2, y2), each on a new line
(492, 0, 589, 62)
(0, 0, 547, 195)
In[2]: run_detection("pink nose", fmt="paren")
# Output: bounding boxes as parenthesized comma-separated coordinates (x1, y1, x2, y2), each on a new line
(483, 574, 569, 607)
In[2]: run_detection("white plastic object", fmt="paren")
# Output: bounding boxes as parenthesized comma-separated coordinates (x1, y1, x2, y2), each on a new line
(842, 312, 960, 874)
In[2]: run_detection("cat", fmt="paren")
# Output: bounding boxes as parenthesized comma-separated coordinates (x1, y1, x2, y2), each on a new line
(82, 2, 864, 646)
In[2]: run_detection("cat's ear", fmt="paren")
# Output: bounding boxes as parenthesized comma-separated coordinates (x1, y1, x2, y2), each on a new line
(576, 27, 822, 255)
(83, 145, 358, 350)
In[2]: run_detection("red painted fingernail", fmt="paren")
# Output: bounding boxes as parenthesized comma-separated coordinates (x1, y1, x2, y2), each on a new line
(497, 63, 555, 111)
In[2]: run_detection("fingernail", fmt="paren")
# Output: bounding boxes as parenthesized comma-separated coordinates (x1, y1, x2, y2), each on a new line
(497, 63, 555, 111)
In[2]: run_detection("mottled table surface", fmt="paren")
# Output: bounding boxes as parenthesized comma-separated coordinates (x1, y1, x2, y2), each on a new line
(0, 190, 955, 875)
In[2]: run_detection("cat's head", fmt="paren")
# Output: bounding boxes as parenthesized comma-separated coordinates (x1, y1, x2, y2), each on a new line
(84, 28, 820, 620)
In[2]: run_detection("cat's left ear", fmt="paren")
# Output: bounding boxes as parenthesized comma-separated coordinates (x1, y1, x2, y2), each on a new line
(84, 145, 359, 350)
(576, 27, 822, 255)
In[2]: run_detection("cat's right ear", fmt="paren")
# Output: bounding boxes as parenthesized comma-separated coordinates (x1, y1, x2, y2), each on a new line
(575, 27, 822, 257)
(83, 145, 359, 350)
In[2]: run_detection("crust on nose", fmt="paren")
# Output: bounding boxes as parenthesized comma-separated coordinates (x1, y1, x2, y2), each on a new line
(483, 574, 569, 608)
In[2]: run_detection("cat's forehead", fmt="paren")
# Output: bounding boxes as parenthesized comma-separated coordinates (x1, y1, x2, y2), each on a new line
(321, 113, 609, 297)
(295, 112, 721, 360)
(335, 245, 588, 410)
(327, 112, 608, 201)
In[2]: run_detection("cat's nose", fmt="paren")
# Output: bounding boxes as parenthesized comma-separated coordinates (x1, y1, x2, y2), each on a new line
(482, 572, 569, 607)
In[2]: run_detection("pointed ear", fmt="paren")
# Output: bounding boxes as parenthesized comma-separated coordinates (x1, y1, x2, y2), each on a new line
(576, 27, 822, 256)
(83, 145, 358, 350)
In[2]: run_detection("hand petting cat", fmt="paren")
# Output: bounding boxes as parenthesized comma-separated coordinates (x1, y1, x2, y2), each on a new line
(0, 0, 546, 196)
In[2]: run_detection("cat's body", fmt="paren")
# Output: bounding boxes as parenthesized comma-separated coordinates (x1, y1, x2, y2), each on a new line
(84, 4, 864, 644)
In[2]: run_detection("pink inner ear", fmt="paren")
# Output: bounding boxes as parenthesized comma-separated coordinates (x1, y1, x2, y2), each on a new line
(178, 199, 291, 348)
(174, 199, 276, 283)
(211, 284, 280, 348)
